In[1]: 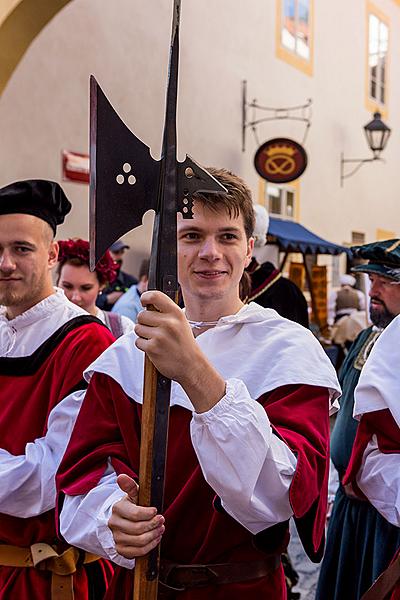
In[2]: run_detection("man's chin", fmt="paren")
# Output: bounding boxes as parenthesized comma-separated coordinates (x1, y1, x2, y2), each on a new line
(0, 292, 23, 308)
(370, 306, 395, 328)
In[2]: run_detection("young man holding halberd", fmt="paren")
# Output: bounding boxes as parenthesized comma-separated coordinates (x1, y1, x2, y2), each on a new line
(57, 168, 340, 599)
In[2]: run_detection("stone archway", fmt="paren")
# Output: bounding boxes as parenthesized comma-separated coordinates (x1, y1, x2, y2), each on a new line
(0, 0, 72, 96)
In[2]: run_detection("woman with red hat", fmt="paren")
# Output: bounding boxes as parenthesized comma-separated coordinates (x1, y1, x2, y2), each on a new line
(57, 238, 134, 338)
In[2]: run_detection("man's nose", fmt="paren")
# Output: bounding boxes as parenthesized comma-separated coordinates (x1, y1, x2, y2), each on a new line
(369, 280, 381, 298)
(0, 250, 16, 273)
(198, 238, 221, 260)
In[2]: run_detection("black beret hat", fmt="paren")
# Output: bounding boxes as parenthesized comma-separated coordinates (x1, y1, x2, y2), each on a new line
(351, 239, 400, 282)
(0, 179, 71, 234)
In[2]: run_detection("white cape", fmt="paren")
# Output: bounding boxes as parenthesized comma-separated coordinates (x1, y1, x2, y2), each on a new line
(84, 302, 341, 413)
(354, 314, 400, 427)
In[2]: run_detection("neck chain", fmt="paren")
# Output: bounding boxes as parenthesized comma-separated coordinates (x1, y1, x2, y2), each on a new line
(187, 319, 219, 330)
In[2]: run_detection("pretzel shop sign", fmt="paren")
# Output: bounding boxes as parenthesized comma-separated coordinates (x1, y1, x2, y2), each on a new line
(254, 138, 308, 183)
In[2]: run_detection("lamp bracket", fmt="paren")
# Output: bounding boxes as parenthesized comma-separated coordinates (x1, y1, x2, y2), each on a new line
(340, 153, 383, 187)
(241, 80, 312, 152)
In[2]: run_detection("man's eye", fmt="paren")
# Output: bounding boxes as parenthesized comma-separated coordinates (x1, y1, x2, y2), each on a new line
(221, 233, 237, 241)
(16, 246, 31, 253)
(183, 233, 199, 240)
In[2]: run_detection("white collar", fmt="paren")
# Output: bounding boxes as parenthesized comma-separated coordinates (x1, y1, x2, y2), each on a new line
(0, 288, 69, 331)
(185, 302, 270, 330)
(85, 301, 340, 413)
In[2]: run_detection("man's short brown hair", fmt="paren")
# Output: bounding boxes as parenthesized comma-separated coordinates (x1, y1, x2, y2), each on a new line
(192, 167, 255, 240)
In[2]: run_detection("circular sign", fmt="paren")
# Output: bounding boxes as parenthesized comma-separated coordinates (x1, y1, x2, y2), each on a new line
(254, 138, 308, 183)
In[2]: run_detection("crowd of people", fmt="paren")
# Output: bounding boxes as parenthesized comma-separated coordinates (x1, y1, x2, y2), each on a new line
(0, 174, 399, 600)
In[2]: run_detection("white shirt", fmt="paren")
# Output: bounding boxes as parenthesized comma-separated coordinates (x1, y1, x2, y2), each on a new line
(353, 315, 400, 526)
(60, 302, 340, 567)
(0, 287, 86, 358)
(0, 289, 89, 517)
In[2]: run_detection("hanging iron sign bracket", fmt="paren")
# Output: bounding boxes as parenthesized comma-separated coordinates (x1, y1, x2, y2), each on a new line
(241, 80, 312, 152)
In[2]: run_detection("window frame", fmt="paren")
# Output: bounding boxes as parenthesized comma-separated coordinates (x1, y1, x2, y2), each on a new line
(259, 179, 300, 221)
(276, 0, 314, 76)
(365, 1, 390, 117)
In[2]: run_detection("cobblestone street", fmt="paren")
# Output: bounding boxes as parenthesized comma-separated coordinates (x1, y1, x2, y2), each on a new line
(288, 521, 320, 600)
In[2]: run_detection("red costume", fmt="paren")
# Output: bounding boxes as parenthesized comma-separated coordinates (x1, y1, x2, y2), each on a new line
(58, 373, 330, 599)
(0, 316, 114, 599)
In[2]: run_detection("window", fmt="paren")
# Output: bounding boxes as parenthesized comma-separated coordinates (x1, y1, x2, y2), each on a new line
(276, 0, 313, 75)
(281, 0, 311, 59)
(366, 4, 389, 113)
(351, 231, 366, 245)
(265, 183, 297, 219)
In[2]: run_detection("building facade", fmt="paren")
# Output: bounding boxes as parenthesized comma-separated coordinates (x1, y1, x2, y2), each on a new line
(0, 0, 399, 277)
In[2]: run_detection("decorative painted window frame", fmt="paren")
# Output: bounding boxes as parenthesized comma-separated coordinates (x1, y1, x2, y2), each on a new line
(258, 178, 300, 222)
(365, 1, 390, 118)
(276, 0, 314, 76)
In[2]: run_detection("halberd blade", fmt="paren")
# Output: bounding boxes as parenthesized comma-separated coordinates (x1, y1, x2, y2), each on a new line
(177, 155, 227, 217)
(89, 76, 160, 269)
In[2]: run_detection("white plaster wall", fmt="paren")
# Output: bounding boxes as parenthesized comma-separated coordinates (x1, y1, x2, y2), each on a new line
(0, 0, 399, 276)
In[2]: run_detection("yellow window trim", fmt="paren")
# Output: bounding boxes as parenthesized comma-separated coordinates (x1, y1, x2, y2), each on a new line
(275, 0, 314, 77)
(258, 178, 301, 222)
(365, 1, 390, 119)
(376, 228, 396, 241)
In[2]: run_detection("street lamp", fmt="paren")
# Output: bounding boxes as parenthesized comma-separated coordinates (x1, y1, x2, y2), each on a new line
(340, 112, 391, 186)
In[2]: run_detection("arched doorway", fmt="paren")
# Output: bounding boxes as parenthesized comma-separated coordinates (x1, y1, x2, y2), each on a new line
(0, 0, 72, 95)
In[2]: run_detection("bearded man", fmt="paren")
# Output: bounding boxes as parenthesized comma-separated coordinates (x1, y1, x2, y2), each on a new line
(316, 239, 400, 600)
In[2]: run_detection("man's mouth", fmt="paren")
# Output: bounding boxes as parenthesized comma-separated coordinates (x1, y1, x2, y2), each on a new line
(194, 270, 226, 278)
(370, 298, 385, 308)
(0, 277, 21, 282)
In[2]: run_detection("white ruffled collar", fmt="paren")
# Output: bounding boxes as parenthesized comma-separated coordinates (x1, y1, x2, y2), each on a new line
(0, 287, 67, 331)
(185, 302, 275, 330)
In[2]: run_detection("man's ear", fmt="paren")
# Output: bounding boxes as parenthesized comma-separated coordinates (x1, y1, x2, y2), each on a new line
(48, 240, 59, 269)
(244, 237, 254, 267)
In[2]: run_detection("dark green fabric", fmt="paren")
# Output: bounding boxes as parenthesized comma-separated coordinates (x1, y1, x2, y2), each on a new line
(351, 239, 400, 267)
(351, 239, 400, 281)
(316, 486, 400, 600)
(316, 326, 400, 600)
(330, 327, 374, 479)
(352, 262, 400, 281)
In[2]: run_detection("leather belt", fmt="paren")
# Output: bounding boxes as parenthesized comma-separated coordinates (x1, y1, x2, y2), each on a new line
(0, 543, 99, 600)
(361, 554, 400, 600)
(158, 555, 281, 597)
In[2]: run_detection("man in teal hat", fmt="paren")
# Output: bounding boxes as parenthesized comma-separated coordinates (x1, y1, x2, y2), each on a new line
(317, 238, 400, 600)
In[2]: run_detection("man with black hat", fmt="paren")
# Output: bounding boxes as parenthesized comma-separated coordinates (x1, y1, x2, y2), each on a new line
(96, 239, 137, 311)
(316, 239, 400, 600)
(247, 205, 309, 328)
(0, 180, 115, 599)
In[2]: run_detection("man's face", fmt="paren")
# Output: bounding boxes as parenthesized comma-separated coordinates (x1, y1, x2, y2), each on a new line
(369, 273, 400, 327)
(110, 249, 125, 267)
(0, 214, 58, 317)
(177, 202, 253, 312)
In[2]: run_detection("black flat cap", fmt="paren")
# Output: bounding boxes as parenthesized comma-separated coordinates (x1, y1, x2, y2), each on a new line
(0, 179, 71, 234)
